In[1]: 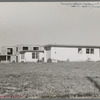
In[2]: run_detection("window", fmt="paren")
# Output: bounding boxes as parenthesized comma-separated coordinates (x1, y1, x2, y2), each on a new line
(33, 47, 39, 50)
(7, 56, 11, 61)
(7, 48, 13, 55)
(23, 47, 28, 50)
(78, 48, 82, 54)
(32, 53, 39, 59)
(91, 49, 94, 54)
(0, 56, 6, 61)
(86, 48, 89, 54)
(86, 48, 94, 54)
(32, 53, 35, 59)
(21, 54, 24, 59)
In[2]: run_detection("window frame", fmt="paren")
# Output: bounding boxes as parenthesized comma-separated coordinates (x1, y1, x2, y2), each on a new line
(33, 47, 39, 50)
(23, 47, 28, 50)
(86, 48, 94, 54)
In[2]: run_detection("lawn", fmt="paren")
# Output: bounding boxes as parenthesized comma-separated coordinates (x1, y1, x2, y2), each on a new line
(0, 62, 100, 98)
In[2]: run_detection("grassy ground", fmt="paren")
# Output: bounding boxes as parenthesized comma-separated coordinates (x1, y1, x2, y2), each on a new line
(0, 62, 100, 99)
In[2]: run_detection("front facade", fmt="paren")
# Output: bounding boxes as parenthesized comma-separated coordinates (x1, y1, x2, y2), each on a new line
(0, 44, 100, 63)
(18, 50, 44, 62)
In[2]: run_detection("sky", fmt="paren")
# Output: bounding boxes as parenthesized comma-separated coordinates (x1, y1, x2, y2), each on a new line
(0, 2, 100, 49)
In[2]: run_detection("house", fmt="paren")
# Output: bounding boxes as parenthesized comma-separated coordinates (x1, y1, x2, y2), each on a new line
(0, 44, 100, 63)
(44, 44, 100, 62)
(0, 44, 44, 63)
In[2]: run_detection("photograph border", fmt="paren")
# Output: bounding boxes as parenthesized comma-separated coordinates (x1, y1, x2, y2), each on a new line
(0, 1, 100, 100)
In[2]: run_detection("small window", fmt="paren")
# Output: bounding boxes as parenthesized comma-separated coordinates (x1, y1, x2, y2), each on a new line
(33, 47, 39, 50)
(86, 48, 94, 54)
(78, 48, 82, 54)
(32, 53, 35, 59)
(16, 47, 18, 52)
(23, 47, 28, 50)
(21, 54, 24, 59)
(86, 48, 89, 54)
(91, 49, 94, 54)
(7, 48, 13, 55)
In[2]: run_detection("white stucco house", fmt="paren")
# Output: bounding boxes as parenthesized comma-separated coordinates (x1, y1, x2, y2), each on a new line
(0, 44, 44, 63)
(44, 44, 100, 62)
(0, 44, 100, 63)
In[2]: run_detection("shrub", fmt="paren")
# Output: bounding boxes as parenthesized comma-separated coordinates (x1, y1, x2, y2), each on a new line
(47, 58, 52, 63)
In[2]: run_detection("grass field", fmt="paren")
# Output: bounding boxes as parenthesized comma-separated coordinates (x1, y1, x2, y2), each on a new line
(0, 62, 100, 99)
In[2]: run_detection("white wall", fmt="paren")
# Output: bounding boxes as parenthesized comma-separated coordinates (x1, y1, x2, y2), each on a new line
(39, 52, 44, 61)
(18, 54, 25, 62)
(50, 47, 100, 61)
(18, 52, 44, 62)
(44, 49, 51, 62)
(25, 52, 38, 62)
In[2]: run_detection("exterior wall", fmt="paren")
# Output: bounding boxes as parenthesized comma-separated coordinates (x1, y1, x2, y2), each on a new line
(11, 56, 16, 62)
(39, 52, 44, 61)
(18, 54, 25, 62)
(25, 52, 38, 62)
(15, 45, 40, 52)
(50, 47, 100, 62)
(1, 47, 7, 55)
(15, 45, 31, 52)
(1, 46, 15, 55)
(18, 52, 42, 62)
(44, 47, 51, 62)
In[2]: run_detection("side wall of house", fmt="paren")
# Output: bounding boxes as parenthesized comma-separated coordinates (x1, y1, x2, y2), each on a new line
(50, 47, 100, 61)
(1, 47, 7, 55)
(44, 47, 51, 62)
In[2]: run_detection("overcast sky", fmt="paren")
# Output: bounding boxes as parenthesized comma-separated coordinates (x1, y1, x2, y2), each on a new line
(0, 2, 100, 49)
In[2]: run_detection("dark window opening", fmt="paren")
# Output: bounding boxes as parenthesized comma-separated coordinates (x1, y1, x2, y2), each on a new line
(86, 48, 94, 54)
(32, 53, 35, 59)
(7, 56, 11, 61)
(7, 48, 13, 55)
(33, 47, 39, 50)
(91, 49, 94, 54)
(78, 48, 82, 54)
(0, 56, 6, 61)
(86, 48, 89, 54)
(23, 47, 28, 50)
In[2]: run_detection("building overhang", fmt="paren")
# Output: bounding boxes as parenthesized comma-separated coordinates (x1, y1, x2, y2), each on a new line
(19, 50, 44, 54)
(43, 44, 100, 49)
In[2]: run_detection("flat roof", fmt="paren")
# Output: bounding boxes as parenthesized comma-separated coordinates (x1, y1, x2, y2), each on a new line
(19, 50, 44, 54)
(43, 44, 100, 48)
